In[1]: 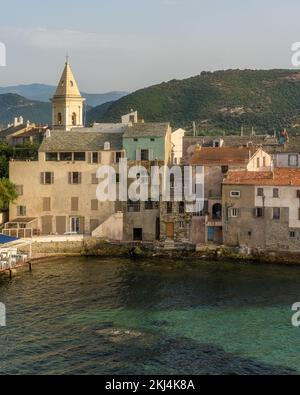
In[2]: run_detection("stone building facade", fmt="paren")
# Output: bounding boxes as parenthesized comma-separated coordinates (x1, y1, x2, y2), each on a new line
(189, 146, 272, 245)
(223, 168, 300, 251)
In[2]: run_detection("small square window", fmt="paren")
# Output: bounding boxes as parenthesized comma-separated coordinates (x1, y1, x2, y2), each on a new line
(290, 231, 296, 239)
(257, 188, 264, 197)
(60, 152, 72, 161)
(273, 207, 281, 220)
(230, 191, 241, 198)
(231, 208, 240, 218)
(221, 166, 229, 174)
(254, 207, 264, 218)
(74, 152, 86, 162)
(273, 188, 279, 198)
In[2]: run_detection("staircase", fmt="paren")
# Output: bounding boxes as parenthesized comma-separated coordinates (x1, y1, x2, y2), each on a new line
(92, 212, 123, 241)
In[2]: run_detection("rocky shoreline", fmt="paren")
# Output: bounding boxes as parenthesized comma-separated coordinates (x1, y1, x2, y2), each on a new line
(17, 238, 300, 266)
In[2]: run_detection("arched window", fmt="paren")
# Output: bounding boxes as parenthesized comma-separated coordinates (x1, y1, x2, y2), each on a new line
(57, 112, 62, 125)
(72, 112, 77, 126)
(104, 142, 110, 151)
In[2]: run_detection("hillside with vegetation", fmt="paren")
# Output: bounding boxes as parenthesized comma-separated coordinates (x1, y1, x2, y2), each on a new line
(0, 94, 51, 126)
(92, 69, 300, 133)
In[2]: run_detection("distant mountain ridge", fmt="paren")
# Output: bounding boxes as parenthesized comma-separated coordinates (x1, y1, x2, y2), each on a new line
(0, 84, 128, 108)
(0, 93, 51, 126)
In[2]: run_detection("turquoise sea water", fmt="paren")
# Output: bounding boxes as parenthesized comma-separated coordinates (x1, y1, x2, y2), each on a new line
(1, 257, 300, 375)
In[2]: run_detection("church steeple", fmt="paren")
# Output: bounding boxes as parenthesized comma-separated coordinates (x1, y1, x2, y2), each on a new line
(51, 60, 85, 131)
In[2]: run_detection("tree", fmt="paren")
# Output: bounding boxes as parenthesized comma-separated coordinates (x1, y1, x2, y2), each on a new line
(0, 178, 17, 211)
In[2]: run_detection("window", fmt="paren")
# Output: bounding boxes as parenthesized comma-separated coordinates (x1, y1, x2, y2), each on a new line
(273, 207, 281, 220)
(145, 199, 154, 210)
(127, 200, 140, 213)
(134, 138, 138, 142)
(257, 158, 260, 168)
(230, 208, 240, 218)
(57, 113, 62, 125)
(170, 174, 175, 189)
(290, 231, 296, 239)
(43, 197, 51, 212)
(273, 188, 279, 198)
(104, 142, 110, 151)
(257, 188, 264, 197)
(150, 138, 155, 142)
(254, 207, 264, 218)
(230, 191, 241, 198)
(166, 202, 173, 214)
(46, 152, 58, 161)
(116, 174, 120, 183)
(17, 206, 26, 217)
(221, 166, 229, 174)
(91, 200, 98, 211)
(74, 152, 86, 162)
(72, 112, 77, 126)
(297, 190, 300, 199)
(60, 152, 72, 161)
(141, 149, 149, 161)
(69, 172, 82, 185)
(41, 172, 54, 185)
(15, 185, 23, 196)
(179, 202, 185, 214)
(288, 154, 298, 167)
(71, 197, 79, 211)
(179, 221, 185, 229)
(92, 152, 99, 164)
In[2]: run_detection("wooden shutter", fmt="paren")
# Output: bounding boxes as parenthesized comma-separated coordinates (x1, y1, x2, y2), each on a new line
(91, 199, 98, 211)
(43, 197, 51, 212)
(51, 173, 54, 184)
(40, 172, 45, 184)
(98, 152, 102, 164)
(87, 152, 92, 164)
(80, 216, 85, 234)
(68, 172, 72, 184)
(71, 197, 79, 211)
(149, 149, 154, 161)
(78, 172, 82, 184)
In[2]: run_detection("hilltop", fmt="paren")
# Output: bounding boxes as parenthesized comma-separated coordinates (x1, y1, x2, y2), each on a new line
(91, 69, 300, 133)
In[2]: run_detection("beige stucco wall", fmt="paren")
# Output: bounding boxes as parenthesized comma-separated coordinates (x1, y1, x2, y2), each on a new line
(9, 150, 122, 236)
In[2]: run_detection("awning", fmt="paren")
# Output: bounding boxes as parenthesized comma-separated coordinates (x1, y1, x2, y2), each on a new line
(0, 234, 20, 245)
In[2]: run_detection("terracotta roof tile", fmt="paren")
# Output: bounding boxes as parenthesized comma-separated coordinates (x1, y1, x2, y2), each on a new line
(190, 147, 258, 166)
(224, 168, 300, 186)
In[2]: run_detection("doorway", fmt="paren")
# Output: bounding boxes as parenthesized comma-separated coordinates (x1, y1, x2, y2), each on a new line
(70, 217, 80, 234)
(166, 222, 174, 238)
(133, 228, 143, 241)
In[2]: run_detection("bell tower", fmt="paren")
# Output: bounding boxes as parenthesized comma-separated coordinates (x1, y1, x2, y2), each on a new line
(51, 59, 85, 131)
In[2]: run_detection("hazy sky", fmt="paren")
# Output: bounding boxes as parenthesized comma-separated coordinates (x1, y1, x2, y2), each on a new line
(0, 0, 300, 93)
